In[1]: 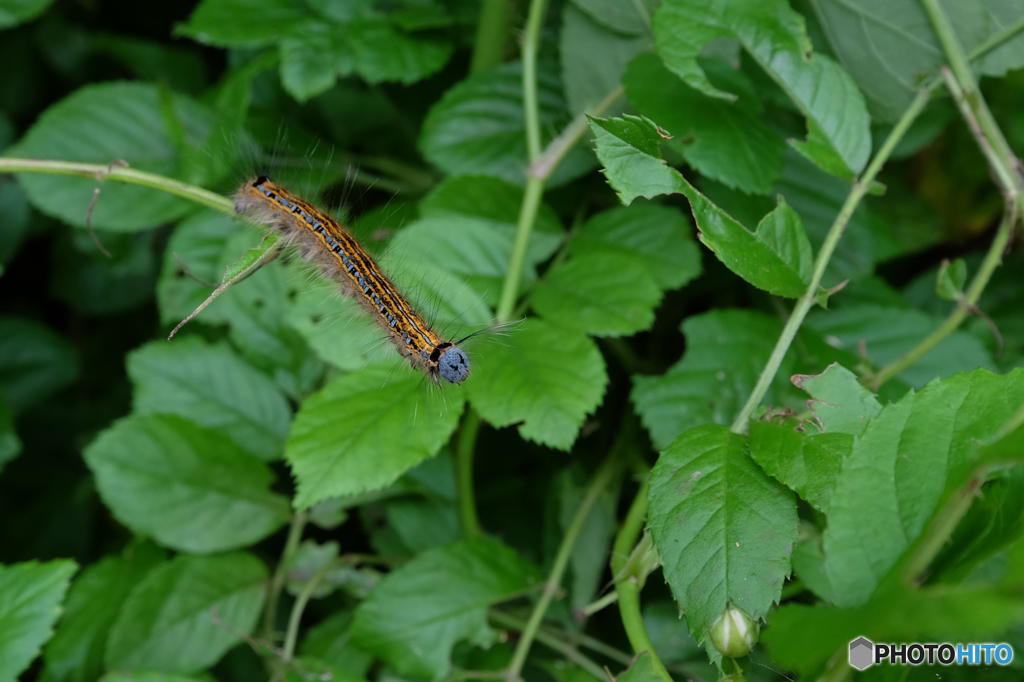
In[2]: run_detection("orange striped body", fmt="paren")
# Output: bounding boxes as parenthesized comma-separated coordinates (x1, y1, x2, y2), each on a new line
(234, 177, 470, 384)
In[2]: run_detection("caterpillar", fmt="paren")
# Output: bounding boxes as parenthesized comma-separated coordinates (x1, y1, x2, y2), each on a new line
(234, 176, 471, 384)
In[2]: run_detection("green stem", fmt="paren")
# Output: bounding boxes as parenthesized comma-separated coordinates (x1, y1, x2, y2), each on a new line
(966, 15, 1024, 64)
(921, 0, 1024, 193)
(610, 473, 672, 682)
(489, 611, 611, 678)
(456, 408, 484, 539)
(902, 469, 987, 586)
(728, 86, 933, 434)
(520, 0, 548, 163)
(580, 590, 619, 616)
(505, 454, 622, 681)
(282, 558, 339, 661)
(940, 68, 1019, 192)
(502, 84, 623, 321)
(530, 84, 625, 180)
(868, 203, 1017, 389)
(470, 0, 509, 74)
(0, 158, 232, 214)
(263, 512, 308, 642)
(497, 176, 544, 322)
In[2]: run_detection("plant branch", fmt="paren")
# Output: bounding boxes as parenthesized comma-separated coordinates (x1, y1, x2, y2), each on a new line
(966, 15, 1024, 64)
(263, 512, 308, 642)
(868, 64, 1024, 389)
(868, 191, 1018, 390)
(530, 84, 625, 181)
(497, 83, 624, 322)
(729, 86, 934, 433)
(456, 408, 484, 539)
(489, 610, 611, 678)
(610, 471, 672, 682)
(505, 454, 622, 681)
(921, 0, 1024, 194)
(0, 158, 232, 213)
(470, 0, 509, 74)
(282, 558, 340, 662)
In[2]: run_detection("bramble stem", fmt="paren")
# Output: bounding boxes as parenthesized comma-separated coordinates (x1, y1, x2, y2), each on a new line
(455, 409, 483, 539)
(263, 512, 308, 642)
(610, 472, 672, 682)
(0, 158, 232, 213)
(470, 0, 509, 74)
(489, 610, 611, 678)
(729, 86, 933, 433)
(921, 0, 1024, 196)
(282, 558, 340, 661)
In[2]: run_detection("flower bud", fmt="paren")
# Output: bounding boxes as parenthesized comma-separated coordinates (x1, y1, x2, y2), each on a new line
(709, 605, 757, 658)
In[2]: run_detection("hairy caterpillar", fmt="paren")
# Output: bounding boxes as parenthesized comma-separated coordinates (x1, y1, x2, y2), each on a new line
(234, 176, 471, 384)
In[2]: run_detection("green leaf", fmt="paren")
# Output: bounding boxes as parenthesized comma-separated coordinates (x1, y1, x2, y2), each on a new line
(624, 52, 786, 194)
(632, 310, 794, 449)
(176, 0, 312, 47)
(466, 318, 608, 450)
(823, 368, 1024, 606)
(790, 532, 836, 603)
(276, 12, 453, 99)
(127, 337, 291, 461)
(560, 3, 648, 115)
(569, 203, 701, 291)
(533, 253, 662, 337)
(653, 0, 871, 176)
(936, 257, 968, 300)
(9, 82, 217, 231)
(791, 363, 882, 436)
(279, 21, 354, 102)
(571, 0, 659, 36)
(350, 538, 541, 678)
(0, 0, 55, 29)
(299, 610, 373, 677)
(84, 414, 290, 553)
(805, 304, 996, 388)
(588, 114, 689, 205)
(0, 398, 21, 474)
(0, 560, 77, 682)
(810, 0, 989, 122)
(748, 421, 850, 513)
(0, 316, 79, 413)
(346, 17, 452, 85)
(692, 193, 813, 298)
(616, 652, 660, 682)
(286, 363, 465, 508)
(41, 544, 166, 682)
(105, 552, 267, 673)
(977, 0, 1024, 77)
(591, 114, 812, 297)
(648, 424, 798, 642)
(420, 61, 595, 188)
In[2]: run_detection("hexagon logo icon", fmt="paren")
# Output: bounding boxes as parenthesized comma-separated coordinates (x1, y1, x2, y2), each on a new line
(849, 637, 874, 670)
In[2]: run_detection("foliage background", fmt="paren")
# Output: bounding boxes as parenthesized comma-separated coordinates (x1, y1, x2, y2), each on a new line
(1, 0, 1024, 681)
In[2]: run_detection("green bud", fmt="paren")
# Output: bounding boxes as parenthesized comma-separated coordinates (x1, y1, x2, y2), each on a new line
(709, 605, 758, 658)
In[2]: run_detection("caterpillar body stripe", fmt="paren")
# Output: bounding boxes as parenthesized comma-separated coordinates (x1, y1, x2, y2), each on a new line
(234, 176, 471, 384)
